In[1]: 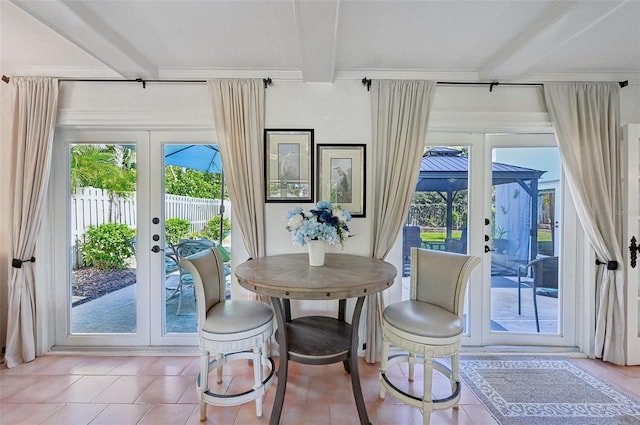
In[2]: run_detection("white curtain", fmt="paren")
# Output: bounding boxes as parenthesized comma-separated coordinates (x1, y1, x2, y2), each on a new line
(366, 80, 436, 362)
(544, 82, 625, 365)
(207, 79, 266, 300)
(6, 77, 58, 368)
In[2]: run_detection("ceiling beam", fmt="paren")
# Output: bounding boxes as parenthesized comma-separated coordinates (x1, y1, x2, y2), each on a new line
(11, 0, 158, 79)
(292, 0, 339, 83)
(477, 0, 629, 81)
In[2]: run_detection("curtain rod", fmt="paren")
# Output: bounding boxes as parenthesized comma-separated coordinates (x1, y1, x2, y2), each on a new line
(361, 77, 629, 92)
(2, 74, 629, 92)
(1, 75, 273, 88)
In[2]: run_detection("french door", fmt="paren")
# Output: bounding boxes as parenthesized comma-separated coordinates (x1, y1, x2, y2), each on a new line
(420, 132, 576, 347)
(52, 129, 216, 348)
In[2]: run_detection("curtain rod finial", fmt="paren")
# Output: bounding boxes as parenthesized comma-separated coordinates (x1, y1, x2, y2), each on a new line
(263, 78, 272, 88)
(362, 77, 371, 91)
(2, 75, 9, 84)
(619, 80, 628, 88)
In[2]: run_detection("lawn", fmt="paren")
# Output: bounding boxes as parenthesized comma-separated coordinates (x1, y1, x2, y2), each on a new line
(420, 229, 553, 242)
(421, 230, 462, 242)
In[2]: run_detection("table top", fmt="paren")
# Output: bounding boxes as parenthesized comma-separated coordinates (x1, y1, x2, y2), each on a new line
(235, 253, 397, 300)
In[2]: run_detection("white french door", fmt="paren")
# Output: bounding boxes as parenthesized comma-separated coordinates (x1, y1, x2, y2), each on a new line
(148, 131, 217, 346)
(52, 129, 216, 348)
(423, 132, 577, 348)
(478, 133, 576, 347)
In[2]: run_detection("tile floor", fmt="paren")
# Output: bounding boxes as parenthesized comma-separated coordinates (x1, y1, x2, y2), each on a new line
(1, 354, 639, 425)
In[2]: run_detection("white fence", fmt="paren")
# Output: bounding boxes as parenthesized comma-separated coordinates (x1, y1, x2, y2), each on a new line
(71, 187, 229, 245)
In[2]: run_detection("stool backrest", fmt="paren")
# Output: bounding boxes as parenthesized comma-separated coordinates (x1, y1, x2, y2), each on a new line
(410, 247, 480, 317)
(180, 247, 226, 328)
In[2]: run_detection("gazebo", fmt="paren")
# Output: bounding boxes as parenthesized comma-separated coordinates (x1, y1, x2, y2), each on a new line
(414, 147, 545, 262)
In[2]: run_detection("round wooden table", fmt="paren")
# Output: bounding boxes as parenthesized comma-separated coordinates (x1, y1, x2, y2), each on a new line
(236, 253, 397, 425)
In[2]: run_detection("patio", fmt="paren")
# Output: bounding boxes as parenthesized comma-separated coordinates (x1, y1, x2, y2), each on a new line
(70, 271, 557, 336)
(401, 274, 559, 334)
(71, 272, 198, 334)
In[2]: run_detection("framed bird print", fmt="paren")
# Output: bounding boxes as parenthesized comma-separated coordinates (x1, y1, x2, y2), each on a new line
(264, 129, 314, 202)
(316, 144, 366, 217)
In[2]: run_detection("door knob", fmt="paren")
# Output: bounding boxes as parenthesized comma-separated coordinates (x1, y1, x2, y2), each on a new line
(151, 245, 161, 253)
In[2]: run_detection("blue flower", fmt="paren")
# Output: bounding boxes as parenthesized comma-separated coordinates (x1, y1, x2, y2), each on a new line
(286, 201, 352, 247)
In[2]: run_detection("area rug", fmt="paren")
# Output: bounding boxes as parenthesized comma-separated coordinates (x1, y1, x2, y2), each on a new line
(459, 356, 640, 425)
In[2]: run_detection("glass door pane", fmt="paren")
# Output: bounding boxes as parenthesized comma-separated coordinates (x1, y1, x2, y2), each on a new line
(405, 145, 470, 329)
(162, 144, 225, 334)
(148, 132, 227, 344)
(69, 143, 138, 334)
(489, 147, 561, 334)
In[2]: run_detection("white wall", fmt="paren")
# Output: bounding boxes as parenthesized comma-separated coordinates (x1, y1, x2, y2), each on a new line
(1, 79, 638, 352)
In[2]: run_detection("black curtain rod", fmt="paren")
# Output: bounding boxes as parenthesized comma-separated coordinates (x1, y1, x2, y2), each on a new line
(361, 77, 629, 92)
(2, 75, 273, 88)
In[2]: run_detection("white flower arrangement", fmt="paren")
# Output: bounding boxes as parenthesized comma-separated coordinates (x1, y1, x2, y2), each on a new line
(286, 201, 352, 247)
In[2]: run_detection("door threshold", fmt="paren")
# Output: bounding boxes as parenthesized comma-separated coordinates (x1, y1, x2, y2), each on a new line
(48, 345, 200, 356)
(461, 345, 587, 358)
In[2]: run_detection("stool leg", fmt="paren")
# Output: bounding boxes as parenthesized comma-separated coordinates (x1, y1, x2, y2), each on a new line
(451, 353, 460, 407)
(422, 357, 434, 425)
(216, 353, 224, 384)
(261, 340, 270, 367)
(379, 339, 390, 399)
(252, 347, 264, 417)
(199, 349, 209, 421)
(408, 352, 417, 382)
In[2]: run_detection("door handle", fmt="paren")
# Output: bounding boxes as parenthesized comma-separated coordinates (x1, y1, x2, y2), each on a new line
(484, 245, 493, 253)
(151, 245, 161, 253)
(630, 236, 638, 268)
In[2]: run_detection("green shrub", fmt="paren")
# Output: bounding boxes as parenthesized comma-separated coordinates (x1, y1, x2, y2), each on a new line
(165, 218, 191, 245)
(202, 216, 231, 242)
(81, 223, 135, 270)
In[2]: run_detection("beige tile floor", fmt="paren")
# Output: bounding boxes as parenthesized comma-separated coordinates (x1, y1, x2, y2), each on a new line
(1, 354, 639, 425)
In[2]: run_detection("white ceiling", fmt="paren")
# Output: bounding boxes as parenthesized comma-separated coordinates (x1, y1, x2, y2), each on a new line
(2, 0, 639, 83)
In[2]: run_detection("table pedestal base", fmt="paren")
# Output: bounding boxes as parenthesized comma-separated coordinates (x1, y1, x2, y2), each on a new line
(270, 296, 370, 425)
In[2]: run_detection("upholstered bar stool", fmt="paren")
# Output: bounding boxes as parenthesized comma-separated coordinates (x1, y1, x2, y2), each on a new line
(379, 247, 480, 425)
(180, 249, 275, 421)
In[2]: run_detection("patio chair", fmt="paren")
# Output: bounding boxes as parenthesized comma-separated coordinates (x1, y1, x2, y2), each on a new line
(168, 239, 216, 314)
(402, 225, 422, 277)
(379, 248, 480, 425)
(180, 248, 275, 420)
(517, 256, 558, 332)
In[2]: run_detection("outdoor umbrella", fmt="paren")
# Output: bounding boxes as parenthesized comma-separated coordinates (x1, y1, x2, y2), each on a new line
(164, 144, 226, 245)
(164, 144, 222, 174)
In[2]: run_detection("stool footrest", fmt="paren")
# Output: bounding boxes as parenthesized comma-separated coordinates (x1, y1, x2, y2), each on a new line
(197, 352, 275, 406)
(380, 355, 461, 410)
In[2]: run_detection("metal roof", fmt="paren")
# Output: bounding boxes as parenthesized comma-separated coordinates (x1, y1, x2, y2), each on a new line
(416, 147, 545, 192)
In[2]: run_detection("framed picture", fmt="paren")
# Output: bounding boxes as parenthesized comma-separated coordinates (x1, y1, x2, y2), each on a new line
(264, 129, 314, 202)
(316, 144, 366, 217)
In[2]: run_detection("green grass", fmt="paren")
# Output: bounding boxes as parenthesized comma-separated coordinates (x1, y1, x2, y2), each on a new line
(421, 230, 462, 242)
(419, 229, 551, 243)
(538, 229, 552, 242)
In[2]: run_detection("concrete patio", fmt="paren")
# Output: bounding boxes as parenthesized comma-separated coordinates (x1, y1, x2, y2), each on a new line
(71, 273, 557, 335)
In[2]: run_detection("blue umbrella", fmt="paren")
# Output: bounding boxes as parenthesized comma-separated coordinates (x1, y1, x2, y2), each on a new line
(164, 144, 222, 174)
(164, 144, 226, 244)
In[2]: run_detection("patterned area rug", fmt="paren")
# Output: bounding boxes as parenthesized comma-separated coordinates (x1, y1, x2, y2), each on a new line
(460, 357, 640, 425)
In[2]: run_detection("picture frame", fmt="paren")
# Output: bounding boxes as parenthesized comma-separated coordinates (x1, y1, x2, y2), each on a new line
(264, 129, 314, 202)
(316, 144, 366, 217)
